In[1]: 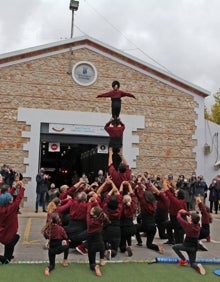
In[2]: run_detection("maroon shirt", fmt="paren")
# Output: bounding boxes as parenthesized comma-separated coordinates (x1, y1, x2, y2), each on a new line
(177, 211, 200, 238)
(97, 89, 135, 99)
(156, 192, 170, 210)
(102, 194, 123, 219)
(198, 202, 210, 225)
(120, 193, 136, 219)
(165, 189, 187, 216)
(108, 164, 131, 188)
(44, 223, 68, 240)
(87, 202, 104, 234)
(69, 198, 88, 220)
(104, 121, 125, 138)
(0, 187, 25, 245)
(136, 185, 156, 215)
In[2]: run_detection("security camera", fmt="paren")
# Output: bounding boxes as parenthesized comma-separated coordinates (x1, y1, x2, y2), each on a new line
(214, 160, 220, 167)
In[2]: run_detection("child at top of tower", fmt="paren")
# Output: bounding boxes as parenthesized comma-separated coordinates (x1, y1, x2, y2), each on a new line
(96, 81, 136, 119)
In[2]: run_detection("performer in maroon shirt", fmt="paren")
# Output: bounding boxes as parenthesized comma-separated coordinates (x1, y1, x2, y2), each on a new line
(0, 181, 25, 264)
(105, 117, 125, 170)
(104, 117, 125, 148)
(102, 181, 123, 260)
(164, 179, 187, 244)
(151, 182, 170, 240)
(97, 80, 136, 119)
(196, 195, 212, 251)
(86, 198, 108, 277)
(64, 191, 88, 254)
(44, 212, 69, 276)
(119, 181, 136, 257)
(135, 179, 164, 254)
(108, 147, 131, 189)
(172, 209, 206, 275)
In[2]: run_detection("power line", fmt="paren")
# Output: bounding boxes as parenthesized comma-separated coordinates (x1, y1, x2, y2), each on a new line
(84, 0, 173, 74)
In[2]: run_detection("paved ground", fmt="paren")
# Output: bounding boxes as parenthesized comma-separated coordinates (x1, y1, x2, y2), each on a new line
(1, 208, 220, 263)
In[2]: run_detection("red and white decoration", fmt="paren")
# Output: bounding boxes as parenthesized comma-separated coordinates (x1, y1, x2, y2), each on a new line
(48, 142, 60, 152)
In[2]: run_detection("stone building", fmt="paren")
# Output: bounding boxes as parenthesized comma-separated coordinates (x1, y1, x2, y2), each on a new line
(0, 36, 214, 207)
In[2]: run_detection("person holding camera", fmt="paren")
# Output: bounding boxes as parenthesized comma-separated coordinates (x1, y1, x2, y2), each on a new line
(35, 168, 50, 213)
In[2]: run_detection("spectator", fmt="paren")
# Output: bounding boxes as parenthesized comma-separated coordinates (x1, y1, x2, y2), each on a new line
(194, 175, 208, 211)
(47, 183, 60, 203)
(95, 169, 106, 187)
(208, 178, 219, 214)
(35, 168, 50, 213)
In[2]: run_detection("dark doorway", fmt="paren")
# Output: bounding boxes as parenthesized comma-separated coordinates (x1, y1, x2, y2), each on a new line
(40, 142, 108, 187)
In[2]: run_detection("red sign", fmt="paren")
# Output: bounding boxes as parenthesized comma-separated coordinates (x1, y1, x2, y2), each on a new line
(48, 143, 60, 152)
(51, 144, 58, 150)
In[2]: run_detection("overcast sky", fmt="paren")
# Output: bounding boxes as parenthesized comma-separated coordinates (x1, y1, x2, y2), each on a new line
(1, 0, 219, 108)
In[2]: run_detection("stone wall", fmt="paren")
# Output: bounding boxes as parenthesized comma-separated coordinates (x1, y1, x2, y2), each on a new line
(0, 47, 198, 178)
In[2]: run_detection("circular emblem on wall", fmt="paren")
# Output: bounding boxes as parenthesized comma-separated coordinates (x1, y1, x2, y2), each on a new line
(72, 61, 97, 86)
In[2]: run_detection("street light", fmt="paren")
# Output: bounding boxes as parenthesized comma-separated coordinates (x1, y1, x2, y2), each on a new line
(69, 0, 79, 38)
(69, 0, 79, 11)
(67, 0, 79, 74)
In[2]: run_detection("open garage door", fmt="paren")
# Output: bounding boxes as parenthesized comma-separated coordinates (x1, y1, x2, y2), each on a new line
(39, 133, 109, 187)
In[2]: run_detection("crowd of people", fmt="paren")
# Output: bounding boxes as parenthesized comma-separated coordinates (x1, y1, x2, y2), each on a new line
(0, 81, 220, 277)
(38, 165, 219, 277)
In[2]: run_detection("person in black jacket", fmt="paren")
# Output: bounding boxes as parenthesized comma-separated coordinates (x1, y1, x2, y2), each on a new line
(208, 178, 219, 214)
(35, 168, 50, 213)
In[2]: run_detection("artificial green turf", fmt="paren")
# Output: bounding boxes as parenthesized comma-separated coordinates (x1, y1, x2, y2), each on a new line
(1, 262, 220, 282)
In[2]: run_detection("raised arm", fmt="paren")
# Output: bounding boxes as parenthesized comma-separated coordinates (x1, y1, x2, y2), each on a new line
(108, 147, 113, 167)
(120, 91, 136, 99)
(118, 148, 128, 166)
(96, 90, 114, 98)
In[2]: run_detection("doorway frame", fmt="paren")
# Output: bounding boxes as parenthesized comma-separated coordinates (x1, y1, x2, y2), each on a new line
(18, 107, 145, 207)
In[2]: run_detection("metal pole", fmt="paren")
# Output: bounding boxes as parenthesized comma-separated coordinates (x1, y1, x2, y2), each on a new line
(67, 0, 79, 74)
(70, 9, 74, 39)
(67, 10, 74, 74)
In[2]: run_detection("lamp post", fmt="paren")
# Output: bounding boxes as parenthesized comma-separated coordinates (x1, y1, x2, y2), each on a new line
(69, 0, 79, 39)
(67, 0, 79, 74)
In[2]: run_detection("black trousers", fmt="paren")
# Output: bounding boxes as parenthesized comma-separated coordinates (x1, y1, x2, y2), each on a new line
(199, 224, 210, 240)
(65, 220, 87, 248)
(170, 215, 185, 244)
(87, 233, 105, 271)
(0, 234, 20, 264)
(111, 98, 121, 119)
(210, 201, 219, 213)
(135, 223, 159, 252)
(155, 209, 169, 239)
(172, 243, 198, 270)
(103, 222, 121, 258)
(47, 241, 69, 272)
(120, 220, 136, 252)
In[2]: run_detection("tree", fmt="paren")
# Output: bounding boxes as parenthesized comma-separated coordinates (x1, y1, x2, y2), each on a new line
(205, 90, 220, 125)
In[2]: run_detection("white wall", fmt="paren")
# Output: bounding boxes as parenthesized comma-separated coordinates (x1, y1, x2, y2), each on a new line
(203, 120, 220, 185)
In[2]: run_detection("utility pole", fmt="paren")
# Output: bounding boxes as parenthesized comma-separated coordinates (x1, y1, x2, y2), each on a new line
(67, 0, 79, 74)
